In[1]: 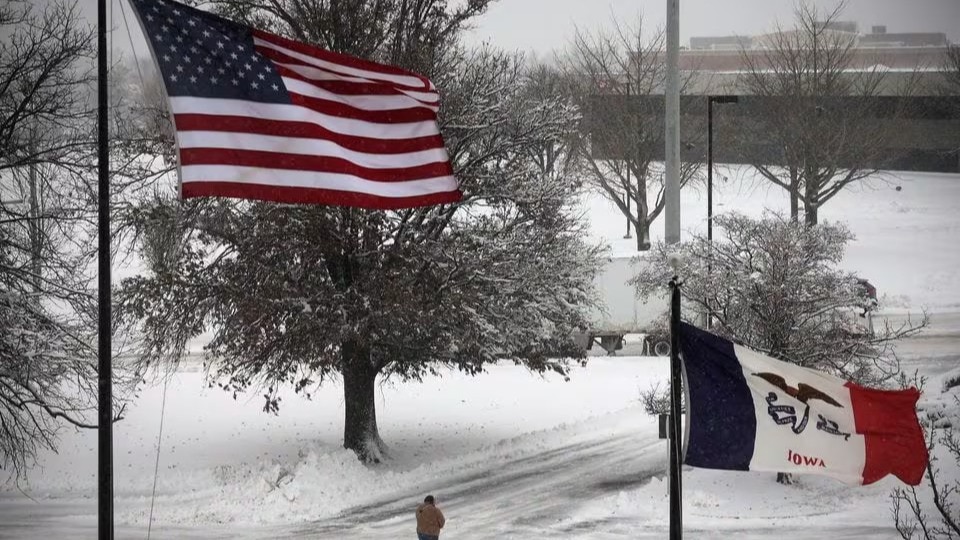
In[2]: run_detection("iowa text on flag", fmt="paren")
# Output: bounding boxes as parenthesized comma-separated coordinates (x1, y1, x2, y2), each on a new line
(129, 0, 460, 209)
(679, 323, 927, 485)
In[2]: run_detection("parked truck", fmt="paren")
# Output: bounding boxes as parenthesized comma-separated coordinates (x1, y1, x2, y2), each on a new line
(580, 255, 671, 356)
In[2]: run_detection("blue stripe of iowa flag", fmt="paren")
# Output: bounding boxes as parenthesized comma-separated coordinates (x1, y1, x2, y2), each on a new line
(679, 322, 757, 470)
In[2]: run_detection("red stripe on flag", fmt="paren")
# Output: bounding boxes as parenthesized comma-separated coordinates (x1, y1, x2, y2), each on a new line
(173, 114, 446, 154)
(287, 92, 437, 124)
(847, 383, 927, 485)
(182, 181, 461, 209)
(180, 148, 454, 182)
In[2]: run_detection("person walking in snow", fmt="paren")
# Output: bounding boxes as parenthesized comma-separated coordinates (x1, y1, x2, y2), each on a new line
(416, 494, 446, 540)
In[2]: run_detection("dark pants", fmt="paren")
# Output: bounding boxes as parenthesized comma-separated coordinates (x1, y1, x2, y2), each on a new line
(417, 534, 439, 540)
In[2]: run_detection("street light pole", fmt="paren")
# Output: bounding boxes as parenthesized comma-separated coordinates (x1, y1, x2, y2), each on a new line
(706, 95, 737, 330)
(707, 95, 738, 247)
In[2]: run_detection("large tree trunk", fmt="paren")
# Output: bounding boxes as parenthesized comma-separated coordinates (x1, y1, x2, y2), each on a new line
(342, 341, 387, 463)
(804, 205, 819, 226)
(635, 216, 651, 251)
(789, 167, 800, 222)
(635, 182, 651, 251)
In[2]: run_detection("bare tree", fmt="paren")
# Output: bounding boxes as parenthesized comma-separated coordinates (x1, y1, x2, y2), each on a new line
(0, 0, 134, 480)
(737, 2, 914, 225)
(561, 17, 702, 251)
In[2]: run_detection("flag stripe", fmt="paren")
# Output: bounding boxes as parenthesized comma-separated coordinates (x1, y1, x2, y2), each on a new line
(846, 383, 927, 485)
(259, 49, 438, 101)
(286, 90, 438, 124)
(252, 33, 431, 89)
(170, 97, 442, 140)
(280, 73, 438, 113)
(180, 164, 458, 196)
(679, 323, 757, 471)
(173, 114, 446, 154)
(183, 181, 459, 209)
(177, 131, 450, 168)
(180, 149, 454, 182)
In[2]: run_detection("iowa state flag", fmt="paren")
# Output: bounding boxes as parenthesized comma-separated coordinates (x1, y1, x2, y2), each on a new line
(679, 323, 927, 485)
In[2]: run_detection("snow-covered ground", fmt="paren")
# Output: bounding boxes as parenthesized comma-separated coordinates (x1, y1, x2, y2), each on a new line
(1, 169, 958, 539)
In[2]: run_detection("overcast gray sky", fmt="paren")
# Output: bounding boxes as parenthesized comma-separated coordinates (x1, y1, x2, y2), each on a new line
(81, 0, 960, 60)
(462, 0, 960, 55)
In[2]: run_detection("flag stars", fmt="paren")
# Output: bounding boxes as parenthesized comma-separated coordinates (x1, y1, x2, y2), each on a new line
(257, 73, 266, 80)
(217, 41, 225, 49)
(230, 52, 239, 60)
(210, 77, 218, 84)
(231, 79, 239, 86)
(197, 66, 205, 74)
(170, 74, 178, 82)
(244, 63, 252, 71)
(202, 30, 211, 38)
(169, 45, 177, 53)
(251, 82, 259, 89)
(190, 75, 198, 83)
(271, 83, 279, 91)
(184, 56, 192, 63)
(176, 65, 184, 72)
(162, 54, 171, 62)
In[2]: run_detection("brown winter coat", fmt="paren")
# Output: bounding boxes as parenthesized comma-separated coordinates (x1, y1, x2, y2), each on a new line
(416, 503, 446, 536)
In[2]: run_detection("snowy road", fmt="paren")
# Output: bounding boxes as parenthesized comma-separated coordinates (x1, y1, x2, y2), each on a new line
(280, 433, 664, 539)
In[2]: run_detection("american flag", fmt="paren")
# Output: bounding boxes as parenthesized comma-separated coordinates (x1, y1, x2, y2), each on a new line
(130, 0, 460, 209)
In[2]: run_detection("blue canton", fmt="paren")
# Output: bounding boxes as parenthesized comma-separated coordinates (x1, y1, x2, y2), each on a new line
(132, 0, 290, 104)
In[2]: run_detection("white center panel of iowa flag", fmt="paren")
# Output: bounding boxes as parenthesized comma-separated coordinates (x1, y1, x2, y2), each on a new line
(733, 345, 867, 484)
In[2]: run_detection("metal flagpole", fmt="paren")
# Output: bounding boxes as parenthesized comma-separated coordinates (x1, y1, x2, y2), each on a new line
(97, 0, 114, 537)
(668, 272, 683, 540)
(665, 0, 683, 538)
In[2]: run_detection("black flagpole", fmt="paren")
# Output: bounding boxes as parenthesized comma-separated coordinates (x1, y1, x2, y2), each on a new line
(97, 0, 114, 537)
(668, 275, 683, 539)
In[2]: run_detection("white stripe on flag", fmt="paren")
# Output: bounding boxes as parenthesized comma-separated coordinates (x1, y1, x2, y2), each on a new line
(169, 97, 442, 140)
(180, 165, 458, 196)
(177, 131, 450, 169)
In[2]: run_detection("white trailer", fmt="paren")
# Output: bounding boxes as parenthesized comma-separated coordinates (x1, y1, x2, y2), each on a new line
(581, 255, 671, 356)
